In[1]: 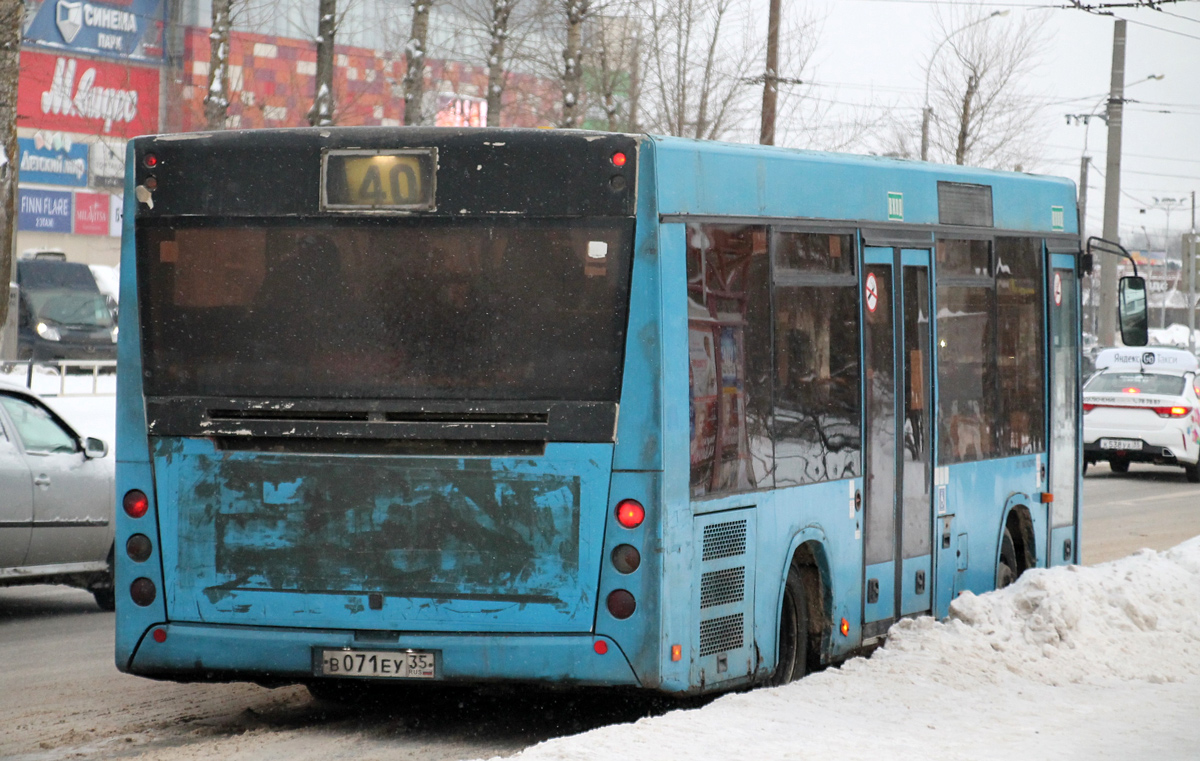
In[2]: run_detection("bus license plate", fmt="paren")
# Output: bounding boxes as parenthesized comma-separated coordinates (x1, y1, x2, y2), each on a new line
(317, 649, 437, 679)
(1100, 439, 1142, 451)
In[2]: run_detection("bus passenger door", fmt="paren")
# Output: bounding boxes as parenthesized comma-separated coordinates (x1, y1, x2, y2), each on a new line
(1047, 258, 1080, 566)
(862, 248, 933, 638)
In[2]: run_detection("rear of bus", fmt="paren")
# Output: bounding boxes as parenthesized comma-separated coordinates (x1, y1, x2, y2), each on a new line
(114, 129, 658, 689)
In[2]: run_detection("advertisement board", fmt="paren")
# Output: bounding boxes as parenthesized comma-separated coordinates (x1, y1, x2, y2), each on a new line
(89, 139, 125, 188)
(23, 0, 165, 62)
(18, 49, 160, 138)
(109, 193, 123, 237)
(435, 94, 487, 127)
(74, 191, 111, 235)
(17, 136, 89, 187)
(18, 188, 74, 233)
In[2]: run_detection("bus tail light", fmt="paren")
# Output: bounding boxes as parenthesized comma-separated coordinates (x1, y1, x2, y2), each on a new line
(152, 628, 167, 643)
(1153, 406, 1191, 418)
(126, 534, 153, 562)
(611, 152, 627, 167)
(611, 544, 641, 574)
(593, 640, 608, 655)
(616, 499, 644, 528)
(606, 589, 636, 619)
(123, 490, 149, 518)
(130, 577, 157, 607)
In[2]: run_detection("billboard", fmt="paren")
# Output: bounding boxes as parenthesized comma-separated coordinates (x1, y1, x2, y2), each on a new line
(89, 139, 125, 188)
(18, 188, 74, 233)
(18, 135, 89, 187)
(18, 49, 160, 138)
(23, 0, 165, 62)
(74, 191, 111, 235)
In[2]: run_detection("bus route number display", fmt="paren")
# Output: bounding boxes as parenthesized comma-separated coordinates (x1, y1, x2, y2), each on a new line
(322, 148, 437, 211)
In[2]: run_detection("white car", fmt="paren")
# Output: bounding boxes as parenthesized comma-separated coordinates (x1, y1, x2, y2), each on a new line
(1083, 347, 1200, 482)
(0, 380, 115, 608)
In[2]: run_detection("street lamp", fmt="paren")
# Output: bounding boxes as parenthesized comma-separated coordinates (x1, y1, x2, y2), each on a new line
(920, 10, 1008, 162)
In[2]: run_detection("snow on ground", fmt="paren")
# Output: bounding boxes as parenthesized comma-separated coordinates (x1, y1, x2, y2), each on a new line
(500, 539, 1200, 761)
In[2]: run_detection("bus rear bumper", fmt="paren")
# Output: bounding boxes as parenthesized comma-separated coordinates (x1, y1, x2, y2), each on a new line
(125, 623, 642, 687)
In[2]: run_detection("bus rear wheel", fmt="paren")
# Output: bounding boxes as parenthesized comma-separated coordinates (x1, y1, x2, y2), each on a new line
(997, 528, 1019, 589)
(769, 565, 809, 686)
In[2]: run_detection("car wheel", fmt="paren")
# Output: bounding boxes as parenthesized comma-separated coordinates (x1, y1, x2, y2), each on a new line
(1186, 462, 1200, 484)
(1110, 459, 1130, 474)
(1082, 459, 1089, 475)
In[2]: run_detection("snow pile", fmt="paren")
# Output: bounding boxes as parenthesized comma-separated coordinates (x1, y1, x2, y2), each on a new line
(500, 538, 1200, 761)
(1149, 323, 1200, 350)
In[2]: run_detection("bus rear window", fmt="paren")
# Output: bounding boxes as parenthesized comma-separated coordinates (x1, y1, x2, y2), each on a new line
(139, 219, 634, 401)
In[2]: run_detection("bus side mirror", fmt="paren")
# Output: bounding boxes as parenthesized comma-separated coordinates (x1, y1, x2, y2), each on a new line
(1118, 276, 1148, 347)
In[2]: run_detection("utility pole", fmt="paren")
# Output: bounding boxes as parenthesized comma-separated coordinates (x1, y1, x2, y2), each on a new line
(759, 0, 781, 145)
(1190, 190, 1197, 354)
(1099, 19, 1126, 347)
(1079, 155, 1094, 334)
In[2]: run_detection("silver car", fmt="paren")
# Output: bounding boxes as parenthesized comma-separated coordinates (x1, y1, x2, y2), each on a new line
(0, 381, 115, 609)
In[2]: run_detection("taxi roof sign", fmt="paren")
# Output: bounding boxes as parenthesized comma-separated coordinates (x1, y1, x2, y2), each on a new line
(1095, 347, 1199, 372)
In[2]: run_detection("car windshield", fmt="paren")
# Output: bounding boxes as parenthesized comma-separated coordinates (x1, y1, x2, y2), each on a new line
(1085, 372, 1187, 396)
(26, 289, 114, 328)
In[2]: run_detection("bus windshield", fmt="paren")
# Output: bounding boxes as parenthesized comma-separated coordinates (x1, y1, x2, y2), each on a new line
(138, 219, 634, 401)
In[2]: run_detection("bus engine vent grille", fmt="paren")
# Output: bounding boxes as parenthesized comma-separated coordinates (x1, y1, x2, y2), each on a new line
(700, 567, 746, 609)
(699, 613, 744, 657)
(702, 520, 747, 561)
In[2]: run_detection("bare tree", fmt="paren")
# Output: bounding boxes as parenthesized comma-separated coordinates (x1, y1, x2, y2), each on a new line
(308, 0, 338, 126)
(922, 6, 1048, 168)
(403, 0, 433, 125)
(0, 0, 23, 334)
(560, 0, 592, 127)
(205, 0, 237, 129)
(588, 8, 641, 131)
(638, 0, 759, 140)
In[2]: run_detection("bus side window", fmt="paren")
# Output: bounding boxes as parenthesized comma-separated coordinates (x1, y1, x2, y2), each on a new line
(773, 231, 861, 486)
(936, 238, 998, 463)
(686, 223, 772, 499)
(994, 237, 1045, 456)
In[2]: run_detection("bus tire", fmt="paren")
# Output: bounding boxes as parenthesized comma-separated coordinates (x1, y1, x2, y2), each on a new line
(769, 565, 809, 686)
(997, 528, 1018, 589)
(1110, 459, 1130, 474)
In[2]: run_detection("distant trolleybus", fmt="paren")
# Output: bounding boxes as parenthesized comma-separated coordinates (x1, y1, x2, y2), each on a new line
(114, 128, 1140, 694)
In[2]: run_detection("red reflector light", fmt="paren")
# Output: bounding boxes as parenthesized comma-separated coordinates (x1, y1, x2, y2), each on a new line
(616, 499, 644, 528)
(593, 640, 608, 655)
(152, 628, 167, 643)
(611, 152, 627, 167)
(671, 644, 682, 661)
(1153, 406, 1191, 418)
(130, 577, 157, 607)
(123, 490, 149, 518)
(606, 589, 636, 619)
(143, 154, 158, 168)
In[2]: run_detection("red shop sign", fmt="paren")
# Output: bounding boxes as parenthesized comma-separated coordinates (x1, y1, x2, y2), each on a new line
(74, 192, 111, 236)
(18, 50, 159, 138)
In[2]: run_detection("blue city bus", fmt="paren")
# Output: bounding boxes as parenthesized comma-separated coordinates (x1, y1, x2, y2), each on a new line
(114, 128, 1112, 694)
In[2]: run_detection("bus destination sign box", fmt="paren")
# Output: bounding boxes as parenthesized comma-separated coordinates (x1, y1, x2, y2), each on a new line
(321, 149, 437, 212)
